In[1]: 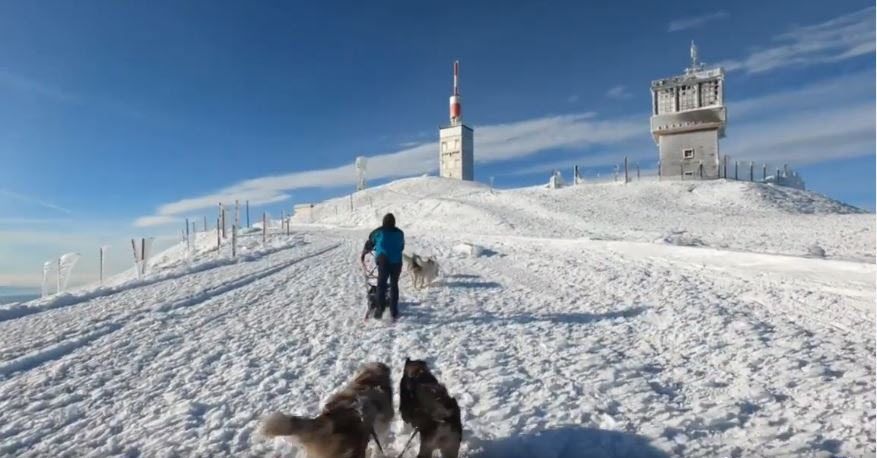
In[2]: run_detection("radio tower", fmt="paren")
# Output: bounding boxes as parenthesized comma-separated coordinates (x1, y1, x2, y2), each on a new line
(438, 60, 474, 181)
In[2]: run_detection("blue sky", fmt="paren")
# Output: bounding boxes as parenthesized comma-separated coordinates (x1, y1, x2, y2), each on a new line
(0, 1, 874, 288)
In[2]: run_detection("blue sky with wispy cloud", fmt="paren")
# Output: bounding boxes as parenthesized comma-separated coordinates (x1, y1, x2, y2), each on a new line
(0, 1, 873, 287)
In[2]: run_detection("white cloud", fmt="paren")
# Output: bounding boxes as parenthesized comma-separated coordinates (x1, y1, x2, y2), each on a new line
(606, 85, 632, 100)
(718, 7, 875, 74)
(668, 11, 729, 32)
(134, 112, 644, 226)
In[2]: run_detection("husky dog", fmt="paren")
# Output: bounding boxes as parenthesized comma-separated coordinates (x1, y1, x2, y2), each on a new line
(404, 253, 440, 289)
(399, 358, 462, 458)
(261, 362, 394, 458)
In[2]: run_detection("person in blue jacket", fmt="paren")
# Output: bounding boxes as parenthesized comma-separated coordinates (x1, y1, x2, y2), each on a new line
(362, 213, 405, 320)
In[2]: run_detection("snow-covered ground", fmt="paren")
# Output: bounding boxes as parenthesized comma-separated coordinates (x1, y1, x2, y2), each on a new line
(0, 177, 873, 457)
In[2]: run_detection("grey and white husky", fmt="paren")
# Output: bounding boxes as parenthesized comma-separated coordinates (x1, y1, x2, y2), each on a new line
(403, 253, 440, 289)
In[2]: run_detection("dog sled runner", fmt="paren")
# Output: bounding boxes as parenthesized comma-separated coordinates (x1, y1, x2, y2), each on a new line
(360, 250, 390, 320)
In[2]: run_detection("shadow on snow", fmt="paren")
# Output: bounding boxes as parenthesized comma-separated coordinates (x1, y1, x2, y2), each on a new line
(467, 425, 669, 458)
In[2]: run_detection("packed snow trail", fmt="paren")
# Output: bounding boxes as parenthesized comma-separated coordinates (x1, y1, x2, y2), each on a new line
(1, 226, 872, 457)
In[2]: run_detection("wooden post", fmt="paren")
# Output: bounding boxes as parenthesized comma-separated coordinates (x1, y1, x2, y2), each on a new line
(699, 162, 704, 179)
(216, 218, 221, 249)
(723, 155, 728, 179)
(750, 162, 754, 181)
(232, 224, 237, 258)
(185, 218, 190, 251)
(735, 161, 739, 180)
(235, 200, 240, 228)
(658, 160, 662, 180)
(141, 238, 146, 276)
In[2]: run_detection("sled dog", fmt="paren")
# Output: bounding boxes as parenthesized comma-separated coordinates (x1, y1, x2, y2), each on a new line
(404, 253, 440, 289)
(260, 362, 393, 458)
(399, 358, 462, 458)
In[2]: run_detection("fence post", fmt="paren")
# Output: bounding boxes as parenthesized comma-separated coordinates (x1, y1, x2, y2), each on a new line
(723, 155, 728, 179)
(735, 161, 739, 180)
(699, 161, 704, 179)
(185, 218, 190, 251)
(749, 162, 754, 181)
(763, 164, 767, 181)
(216, 218, 221, 249)
(232, 224, 237, 258)
(624, 156, 629, 184)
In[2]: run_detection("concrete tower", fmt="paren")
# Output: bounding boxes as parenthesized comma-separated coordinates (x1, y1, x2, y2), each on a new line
(439, 60, 474, 181)
(650, 42, 727, 178)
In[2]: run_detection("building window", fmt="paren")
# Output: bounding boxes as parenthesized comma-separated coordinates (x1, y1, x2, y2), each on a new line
(679, 85, 697, 111)
(700, 80, 719, 106)
(657, 88, 675, 114)
(684, 171, 694, 176)
(683, 148, 694, 159)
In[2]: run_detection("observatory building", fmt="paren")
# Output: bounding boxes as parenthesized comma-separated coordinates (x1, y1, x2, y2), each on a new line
(650, 42, 727, 178)
(439, 60, 474, 181)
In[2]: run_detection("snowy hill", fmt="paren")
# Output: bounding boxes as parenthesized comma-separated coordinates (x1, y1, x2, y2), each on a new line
(0, 177, 874, 457)
(297, 176, 873, 261)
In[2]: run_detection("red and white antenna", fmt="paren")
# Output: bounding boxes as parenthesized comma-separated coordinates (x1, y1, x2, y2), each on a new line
(449, 60, 462, 125)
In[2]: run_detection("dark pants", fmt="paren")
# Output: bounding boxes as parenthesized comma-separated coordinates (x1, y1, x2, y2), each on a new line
(376, 255, 402, 319)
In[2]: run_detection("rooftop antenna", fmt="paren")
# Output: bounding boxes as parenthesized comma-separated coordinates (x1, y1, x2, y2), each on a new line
(687, 40, 703, 73)
(449, 60, 462, 126)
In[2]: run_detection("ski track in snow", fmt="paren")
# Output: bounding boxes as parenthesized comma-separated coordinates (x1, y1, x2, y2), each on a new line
(0, 177, 874, 458)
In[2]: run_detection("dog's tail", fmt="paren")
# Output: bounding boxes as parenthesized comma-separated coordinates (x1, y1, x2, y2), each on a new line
(260, 412, 327, 440)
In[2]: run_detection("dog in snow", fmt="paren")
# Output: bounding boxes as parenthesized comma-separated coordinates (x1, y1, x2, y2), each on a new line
(403, 253, 440, 289)
(260, 362, 393, 458)
(399, 358, 462, 458)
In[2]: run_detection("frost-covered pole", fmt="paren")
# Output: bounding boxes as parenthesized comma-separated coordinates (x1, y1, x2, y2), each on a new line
(56, 258, 61, 293)
(99, 246, 105, 286)
(235, 200, 240, 229)
(750, 162, 754, 181)
(723, 155, 728, 179)
(623, 157, 629, 184)
(735, 161, 739, 180)
(762, 164, 767, 181)
(262, 212, 267, 245)
(131, 238, 139, 279)
(232, 224, 237, 258)
(216, 218, 221, 249)
(141, 238, 146, 276)
(657, 160, 661, 181)
(185, 218, 190, 251)
(42, 261, 51, 297)
(246, 200, 250, 228)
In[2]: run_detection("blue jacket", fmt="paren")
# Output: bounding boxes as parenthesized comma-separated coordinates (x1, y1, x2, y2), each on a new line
(366, 226, 405, 264)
